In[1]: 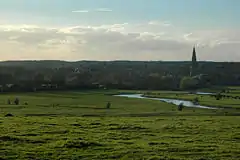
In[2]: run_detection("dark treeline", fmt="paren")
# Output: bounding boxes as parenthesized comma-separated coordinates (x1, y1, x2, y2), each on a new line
(0, 60, 239, 92)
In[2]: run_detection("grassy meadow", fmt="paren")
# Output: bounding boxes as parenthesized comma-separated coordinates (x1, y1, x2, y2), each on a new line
(0, 90, 240, 159)
(144, 87, 240, 109)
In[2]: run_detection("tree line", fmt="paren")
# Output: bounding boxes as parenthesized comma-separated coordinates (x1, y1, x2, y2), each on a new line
(0, 61, 239, 92)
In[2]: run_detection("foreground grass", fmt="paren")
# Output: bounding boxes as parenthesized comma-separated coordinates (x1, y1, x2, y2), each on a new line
(0, 90, 240, 159)
(1, 116, 240, 160)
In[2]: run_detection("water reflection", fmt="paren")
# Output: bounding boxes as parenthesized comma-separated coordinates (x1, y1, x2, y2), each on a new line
(115, 94, 217, 109)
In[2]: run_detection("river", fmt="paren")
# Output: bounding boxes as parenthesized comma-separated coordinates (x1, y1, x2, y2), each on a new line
(115, 94, 217, 110)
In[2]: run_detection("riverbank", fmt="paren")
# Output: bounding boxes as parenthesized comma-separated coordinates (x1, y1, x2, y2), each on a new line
(116, 94, 217, 110)
(142, 92, 240, 109)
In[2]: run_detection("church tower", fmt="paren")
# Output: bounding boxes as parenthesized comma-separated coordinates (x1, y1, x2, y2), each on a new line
(190, 46, 198, 76)
(192, 46, 197, 68)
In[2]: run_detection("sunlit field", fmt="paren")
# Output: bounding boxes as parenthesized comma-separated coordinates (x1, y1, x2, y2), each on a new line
(1, 90, 240, 160)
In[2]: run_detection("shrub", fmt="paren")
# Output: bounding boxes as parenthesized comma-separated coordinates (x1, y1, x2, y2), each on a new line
(193, 97, 199, 104)
(215, 93, 222, 100)
(5, 113, 14, 117)
(14, 98, 19, 105)
(178, 103, 184, 111)
(106, 102, 111, 109)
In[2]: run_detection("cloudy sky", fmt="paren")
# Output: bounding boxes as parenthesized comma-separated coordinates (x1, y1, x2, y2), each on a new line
(0, 0, 239, 61)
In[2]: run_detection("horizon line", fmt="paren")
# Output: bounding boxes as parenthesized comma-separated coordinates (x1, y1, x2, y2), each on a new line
(1, 60, 238, 63)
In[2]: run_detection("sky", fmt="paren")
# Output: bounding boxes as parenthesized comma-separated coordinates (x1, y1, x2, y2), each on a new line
(0, 0, 240, 61)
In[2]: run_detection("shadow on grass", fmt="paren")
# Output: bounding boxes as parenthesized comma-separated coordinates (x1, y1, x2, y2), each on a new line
(63, 140, 103, 149)
(109, 124, 147, 131)
(0, 136, 44, 144)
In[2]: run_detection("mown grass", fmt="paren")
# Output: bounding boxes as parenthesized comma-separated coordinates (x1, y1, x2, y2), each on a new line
(0, 90, 240, 160)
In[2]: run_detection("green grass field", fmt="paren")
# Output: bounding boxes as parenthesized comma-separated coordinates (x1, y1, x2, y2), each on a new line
(199, 86, 240, 96)
(1, 90, 240, 160)
(143, 90, 240, 109)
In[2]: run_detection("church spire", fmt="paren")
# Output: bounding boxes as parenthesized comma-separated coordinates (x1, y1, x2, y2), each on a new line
(190, 46, 198, 76)
(192, 46, 197, 64)
(192, 46, 197, 68)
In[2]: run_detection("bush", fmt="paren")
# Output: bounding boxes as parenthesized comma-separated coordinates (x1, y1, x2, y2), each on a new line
(106, 102, 111, 109)
(180, 76, 199, 90)
(5, 113, 14, 117)
(14, 98, 19, 105)
(178, 103, 184, 111)
(7, 99, 11, 105)
(215, 93, 222, 100)
(193, 97, 199, 104)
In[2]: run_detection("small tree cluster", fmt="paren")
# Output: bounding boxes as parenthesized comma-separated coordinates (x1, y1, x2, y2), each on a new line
(7, 98, 20, 105)
(180, 76, 199, 90)
(215, 93, 222, 100)
(193, 97, 199, 104)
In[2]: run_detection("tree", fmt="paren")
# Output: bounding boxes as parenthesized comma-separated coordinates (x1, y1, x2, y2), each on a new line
(178, 103, 184, 111)
(180, 76, 199, 90)
(215, 93, 222, 100)
(0, 60, 239, 92)
(106, 102, 111, 109)
(7, 99, 11, 105)
(192, 97, 199, 105)
(14, 98, 19, 105)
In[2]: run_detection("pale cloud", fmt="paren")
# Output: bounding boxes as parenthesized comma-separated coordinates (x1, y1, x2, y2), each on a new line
(148, 21, 172, 27)
(95, 8, 113, 12)
(0, 21, 239, 61)
(72, 8, 112, 13)
(72, 10, 89, 13)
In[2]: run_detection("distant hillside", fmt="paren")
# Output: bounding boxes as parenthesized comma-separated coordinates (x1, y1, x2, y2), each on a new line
(0, 60, 239, 92)
(0, 60, 221, 68)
